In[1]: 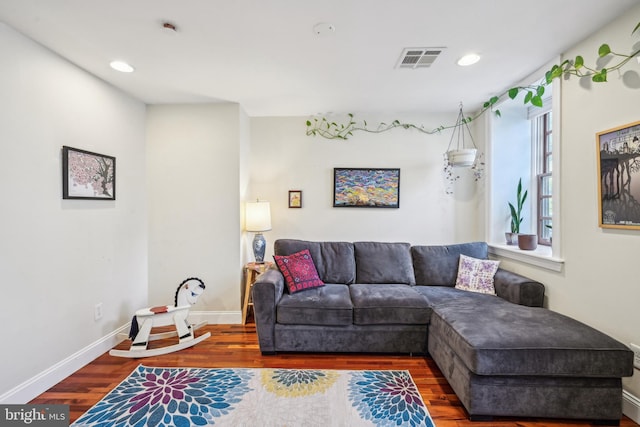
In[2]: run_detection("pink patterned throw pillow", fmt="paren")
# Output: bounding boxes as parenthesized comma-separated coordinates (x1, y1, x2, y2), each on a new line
(274, 249, 324, 293)
(454, 254, 500, 295)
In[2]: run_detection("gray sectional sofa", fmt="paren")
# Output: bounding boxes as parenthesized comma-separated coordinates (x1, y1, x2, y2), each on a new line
(251, 239, 634, 423)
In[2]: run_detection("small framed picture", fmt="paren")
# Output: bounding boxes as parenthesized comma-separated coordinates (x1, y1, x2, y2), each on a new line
(288, 190, 302, 208)
(62, 146, 116, 200)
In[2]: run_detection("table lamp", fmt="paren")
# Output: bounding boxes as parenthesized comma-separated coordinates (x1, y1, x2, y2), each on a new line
(245, 200, 272, 263)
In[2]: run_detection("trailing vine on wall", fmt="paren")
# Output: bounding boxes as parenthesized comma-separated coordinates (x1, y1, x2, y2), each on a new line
(305, 21, 640, 140)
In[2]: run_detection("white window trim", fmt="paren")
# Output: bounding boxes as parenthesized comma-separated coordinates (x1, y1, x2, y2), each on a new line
(484, 62, 564, 272)
(488, 243, 564, 272)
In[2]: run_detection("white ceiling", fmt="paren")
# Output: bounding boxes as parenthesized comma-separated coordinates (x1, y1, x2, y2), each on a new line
(1, 0, 637, 116)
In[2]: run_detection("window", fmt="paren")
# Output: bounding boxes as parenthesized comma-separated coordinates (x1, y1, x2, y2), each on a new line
(534, 111, 552, 245)
(486, 75, 562, 270)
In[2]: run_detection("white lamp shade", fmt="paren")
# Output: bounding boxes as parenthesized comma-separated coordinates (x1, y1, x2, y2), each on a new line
(245, 201, 272, 232)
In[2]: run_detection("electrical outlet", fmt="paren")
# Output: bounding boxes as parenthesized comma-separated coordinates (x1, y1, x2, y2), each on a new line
(630, 343, 640, 369)
(94, 303, 103, 321)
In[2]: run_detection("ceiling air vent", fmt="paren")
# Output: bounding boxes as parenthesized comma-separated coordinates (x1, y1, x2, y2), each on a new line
(396, 47, 445, 69)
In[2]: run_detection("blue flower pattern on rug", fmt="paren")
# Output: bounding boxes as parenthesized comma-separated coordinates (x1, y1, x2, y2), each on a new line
(73, 366, 435, 426)
(73, 366, 252, 427)
(349, 370, 434, 427)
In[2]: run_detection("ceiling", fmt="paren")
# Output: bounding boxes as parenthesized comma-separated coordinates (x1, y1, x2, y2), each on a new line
(1, 0, 637, 116)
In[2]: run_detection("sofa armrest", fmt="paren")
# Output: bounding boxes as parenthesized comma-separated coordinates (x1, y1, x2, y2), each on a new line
(251, 267, 285, 354)
(494, 268, 545, 307)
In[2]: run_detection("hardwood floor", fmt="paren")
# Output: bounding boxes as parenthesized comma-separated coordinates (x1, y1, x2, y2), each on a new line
(31, 323, 638, 426)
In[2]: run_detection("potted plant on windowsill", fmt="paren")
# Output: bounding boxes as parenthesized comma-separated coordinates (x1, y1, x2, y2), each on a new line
(506, 178, 527, 245)
(507, 178, 538, 250)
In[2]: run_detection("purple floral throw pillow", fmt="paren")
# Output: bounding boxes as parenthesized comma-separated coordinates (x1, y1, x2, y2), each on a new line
(455, 254, 500, 295)
(274, 249, 324, 294)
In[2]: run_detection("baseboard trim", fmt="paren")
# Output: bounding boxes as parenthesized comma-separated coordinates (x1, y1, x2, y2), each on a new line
(190, 310, 242, 325)
(0, 324, 128, 404)
(623, 390, 640, 424)
(0, 310, 241, 404)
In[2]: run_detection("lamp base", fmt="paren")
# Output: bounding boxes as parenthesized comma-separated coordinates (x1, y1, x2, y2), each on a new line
(252, 233, 266, 263)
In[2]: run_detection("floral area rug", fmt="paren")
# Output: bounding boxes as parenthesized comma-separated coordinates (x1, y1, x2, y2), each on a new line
(72, 365, 436, 427)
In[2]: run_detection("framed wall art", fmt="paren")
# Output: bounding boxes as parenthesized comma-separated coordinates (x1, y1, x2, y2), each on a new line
(62, 146, 116, 200)
(288, 190, 302, 208)
(596, 120, 640, 229)
(333, 168, 400, 208)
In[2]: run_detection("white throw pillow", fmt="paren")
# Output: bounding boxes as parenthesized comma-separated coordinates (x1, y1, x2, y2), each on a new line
(455, 254, 500, 295)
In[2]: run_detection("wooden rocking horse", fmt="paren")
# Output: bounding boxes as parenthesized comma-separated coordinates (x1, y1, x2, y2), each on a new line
(109, 277, 211, 358)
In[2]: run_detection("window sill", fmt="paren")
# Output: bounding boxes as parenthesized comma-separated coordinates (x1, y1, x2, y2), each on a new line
(488, 243, 564, 272)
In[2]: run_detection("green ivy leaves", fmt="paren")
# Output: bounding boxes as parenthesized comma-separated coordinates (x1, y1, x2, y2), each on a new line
(306, 20, 639, 141)
(493, 27, 639, 112)
(305, 114, 439, 139)
(598, 43, 611, 57)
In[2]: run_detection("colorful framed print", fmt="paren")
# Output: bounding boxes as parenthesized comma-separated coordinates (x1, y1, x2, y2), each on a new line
(288, 190, 302, 208)
(333, 168, 400, 208)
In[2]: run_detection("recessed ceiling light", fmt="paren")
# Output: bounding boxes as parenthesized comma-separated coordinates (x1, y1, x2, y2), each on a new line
(110, 60, 135, 73)
(457, 53, 481, 66)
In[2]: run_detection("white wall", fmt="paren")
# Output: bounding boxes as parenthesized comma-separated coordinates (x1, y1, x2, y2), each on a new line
(239, 107, 252, 270)
(146, 104, 246, 322)
(490, 6, 640, 398)
(248, 113, 483, 260)
(0, 23, 147, 400)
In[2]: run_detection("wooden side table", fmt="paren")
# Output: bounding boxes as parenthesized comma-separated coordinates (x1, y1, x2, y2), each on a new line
(242, 261, 273, 324)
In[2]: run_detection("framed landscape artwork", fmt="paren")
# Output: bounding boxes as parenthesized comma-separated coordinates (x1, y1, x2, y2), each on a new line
(596, 120, 640, 229)
(62, 146, 116, 200)
(333, 168, 400, 208)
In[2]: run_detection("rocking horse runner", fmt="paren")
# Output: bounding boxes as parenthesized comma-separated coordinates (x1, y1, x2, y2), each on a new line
(109, 277, 211, 358)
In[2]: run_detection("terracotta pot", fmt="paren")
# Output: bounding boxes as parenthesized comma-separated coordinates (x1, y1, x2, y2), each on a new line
(517, 234, 538, 250)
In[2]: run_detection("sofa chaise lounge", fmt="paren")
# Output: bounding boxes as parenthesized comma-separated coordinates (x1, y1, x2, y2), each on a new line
(251, 239, 634, 423)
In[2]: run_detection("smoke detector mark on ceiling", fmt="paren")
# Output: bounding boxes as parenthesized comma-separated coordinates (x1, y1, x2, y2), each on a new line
(313, 23, 335, 36)
(162, 22, 177, 32)
(396, 47, 446, 69)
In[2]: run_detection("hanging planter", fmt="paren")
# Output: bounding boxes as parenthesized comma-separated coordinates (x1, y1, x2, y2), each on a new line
(445, 103, 478, 166)
(443, 103, 484, 193)
(446, 148, 477, 167)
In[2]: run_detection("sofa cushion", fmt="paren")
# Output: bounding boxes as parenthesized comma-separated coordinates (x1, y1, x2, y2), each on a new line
(354, 242, 415, 285)
(277, 284, 353, 326)
(319, 242, 356, 284)
(274, 239, 355, 284)
(421, 286, 634, 377)
(274, 249, 324, 294)
(411, 242, 488, 286)
(350, 284, 431, 325)
(413, 284, 477, 306)
(454, 254, 499, 295)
